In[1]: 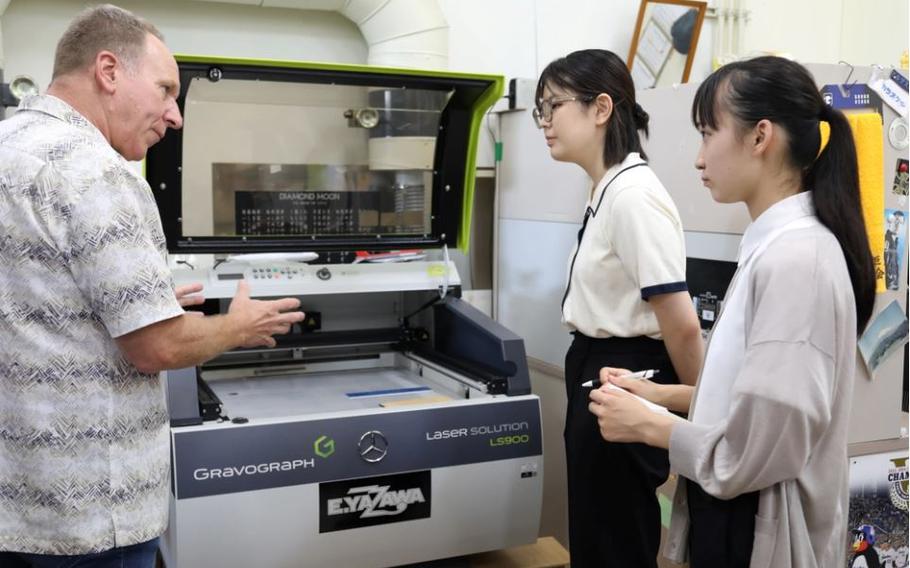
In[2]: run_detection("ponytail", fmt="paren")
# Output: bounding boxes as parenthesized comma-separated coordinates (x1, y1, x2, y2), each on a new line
(633, 102, 650, 138)
(807, 104, 875, 332)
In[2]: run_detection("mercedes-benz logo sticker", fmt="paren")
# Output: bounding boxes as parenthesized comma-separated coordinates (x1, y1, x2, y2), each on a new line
(358, 430, 388, 463)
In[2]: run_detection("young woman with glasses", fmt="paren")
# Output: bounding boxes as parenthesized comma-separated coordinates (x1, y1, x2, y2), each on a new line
(588, 56, 876, 567)
(534, 49, 704, 568)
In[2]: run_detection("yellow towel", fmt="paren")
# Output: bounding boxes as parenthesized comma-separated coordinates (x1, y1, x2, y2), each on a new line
(820, 113, 885, 292)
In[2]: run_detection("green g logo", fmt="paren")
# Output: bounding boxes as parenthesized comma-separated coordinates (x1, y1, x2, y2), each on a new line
(315, 435, 335, 458)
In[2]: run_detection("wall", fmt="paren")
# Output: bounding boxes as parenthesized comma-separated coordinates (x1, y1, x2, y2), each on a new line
(740, 0, 908, 67)
(840, 0, 908, 67)
(442, 0, 715, 168)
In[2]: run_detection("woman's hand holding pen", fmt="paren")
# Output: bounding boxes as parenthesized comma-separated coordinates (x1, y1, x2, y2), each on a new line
(588, 366, 682, 449)
(588, 387, 677, 449)
(596, 366, 695, 414)
(588, 384, 649, 442)
(598, 367, 666, 406)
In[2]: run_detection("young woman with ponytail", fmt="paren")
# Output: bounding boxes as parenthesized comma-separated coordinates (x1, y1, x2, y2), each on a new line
(589, 56, 875, 567)
(534, 49, 704, 568)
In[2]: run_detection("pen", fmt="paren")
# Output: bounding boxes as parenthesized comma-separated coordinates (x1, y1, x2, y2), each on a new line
(581, 369, 659, 387)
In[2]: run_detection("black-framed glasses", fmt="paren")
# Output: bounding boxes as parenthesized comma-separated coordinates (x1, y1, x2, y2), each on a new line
(532, 95, 594, 128)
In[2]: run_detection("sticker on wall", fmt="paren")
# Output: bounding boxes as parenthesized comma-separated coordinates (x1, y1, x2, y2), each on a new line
(892, 159, 909, 197)
(884, 208, 907, 291)
(891, 69, 910, 93)
(820, 84, 882, 115)
(847, 451, 909, 567)
(858, 300, 909, 375)
(870, 71, 909, 117)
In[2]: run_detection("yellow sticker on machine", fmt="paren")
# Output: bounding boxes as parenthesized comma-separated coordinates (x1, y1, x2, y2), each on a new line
(427, 264, 446, 277)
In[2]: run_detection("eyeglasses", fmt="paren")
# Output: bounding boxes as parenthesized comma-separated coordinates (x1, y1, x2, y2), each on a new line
(532, 95, 594, 128)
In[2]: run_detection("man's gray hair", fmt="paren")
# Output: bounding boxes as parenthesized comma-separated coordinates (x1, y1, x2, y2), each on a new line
(52, 4, 164, 80)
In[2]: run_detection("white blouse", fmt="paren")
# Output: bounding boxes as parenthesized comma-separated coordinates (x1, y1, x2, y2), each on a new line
(562, 152, 688, 339)
(691, 191, 819, 425)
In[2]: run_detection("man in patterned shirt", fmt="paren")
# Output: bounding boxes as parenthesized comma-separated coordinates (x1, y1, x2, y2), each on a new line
(0, 5, 305, 566)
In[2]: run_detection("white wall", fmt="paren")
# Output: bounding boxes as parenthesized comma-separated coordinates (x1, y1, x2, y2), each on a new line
(440, 0, 716, 167)
(840, 0, 908, 67)
(740, 0, 908, 67)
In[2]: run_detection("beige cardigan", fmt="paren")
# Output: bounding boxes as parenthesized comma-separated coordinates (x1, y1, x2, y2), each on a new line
(663, 221, 857, 567)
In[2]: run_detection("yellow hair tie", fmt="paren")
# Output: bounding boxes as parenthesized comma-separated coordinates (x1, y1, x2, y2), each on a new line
(818, 120, 831, 157)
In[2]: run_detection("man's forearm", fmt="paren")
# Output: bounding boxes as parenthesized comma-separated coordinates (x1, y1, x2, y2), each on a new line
(117, 312, 244, 373)
(160, 313, 243, 369)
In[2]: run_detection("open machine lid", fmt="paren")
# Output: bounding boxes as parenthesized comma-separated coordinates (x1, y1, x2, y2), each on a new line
(145, 56, 503, 254)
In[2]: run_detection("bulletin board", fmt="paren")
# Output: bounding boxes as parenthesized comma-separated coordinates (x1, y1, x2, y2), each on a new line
(804, 63, 908, 445)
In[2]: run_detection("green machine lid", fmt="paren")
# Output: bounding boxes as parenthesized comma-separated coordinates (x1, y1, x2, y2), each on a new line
(145, 55, 503, 253)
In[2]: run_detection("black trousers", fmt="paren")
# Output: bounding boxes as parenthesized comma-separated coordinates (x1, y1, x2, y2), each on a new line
(686, 479, 759, 568)
(564, 333, 678, 568)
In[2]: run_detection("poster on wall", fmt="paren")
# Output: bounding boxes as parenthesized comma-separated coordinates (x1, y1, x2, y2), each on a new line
(884, 208, 907, 291)
(847, 450, 908, 567)
(858, 300, 910, 375)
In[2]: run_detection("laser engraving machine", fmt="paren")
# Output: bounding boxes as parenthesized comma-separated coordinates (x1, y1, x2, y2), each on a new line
(146, 57, 543, 568)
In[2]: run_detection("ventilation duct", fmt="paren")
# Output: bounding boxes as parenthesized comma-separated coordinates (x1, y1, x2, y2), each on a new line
(193, 0, 449, 69)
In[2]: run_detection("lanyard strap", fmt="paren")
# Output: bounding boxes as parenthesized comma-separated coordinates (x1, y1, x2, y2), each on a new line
(561, 162, 647, 311)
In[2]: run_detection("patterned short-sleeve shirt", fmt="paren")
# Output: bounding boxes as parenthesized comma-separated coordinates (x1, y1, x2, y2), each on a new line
(0, 95, 184, 554)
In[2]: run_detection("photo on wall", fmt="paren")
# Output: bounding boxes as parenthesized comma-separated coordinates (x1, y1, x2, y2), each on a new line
(847, 450, 908, 568)
(858, 300, 910, 375)
(884, 208, 907, 291)
(892, 158, 908, 197)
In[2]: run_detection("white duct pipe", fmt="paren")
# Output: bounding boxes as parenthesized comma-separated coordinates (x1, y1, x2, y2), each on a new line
(711, 0, 723, 68)
(198, 0, 449, 69)
(338, 0, 447, 69)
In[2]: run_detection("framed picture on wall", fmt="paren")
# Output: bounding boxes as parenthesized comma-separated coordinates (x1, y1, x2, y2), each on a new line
(627, 0, 707, 89)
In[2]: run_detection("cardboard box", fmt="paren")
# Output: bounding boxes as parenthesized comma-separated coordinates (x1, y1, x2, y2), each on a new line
(468, 537, 570, 568)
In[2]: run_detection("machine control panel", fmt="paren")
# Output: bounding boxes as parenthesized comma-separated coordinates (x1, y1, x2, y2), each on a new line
(171, 260, 460, 299)
(247, 266, 304, 280)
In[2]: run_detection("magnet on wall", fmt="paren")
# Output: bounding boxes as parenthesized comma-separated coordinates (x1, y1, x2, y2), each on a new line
(889, 116, 909, 150)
